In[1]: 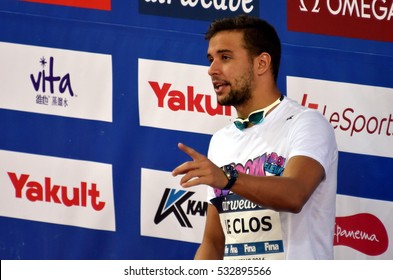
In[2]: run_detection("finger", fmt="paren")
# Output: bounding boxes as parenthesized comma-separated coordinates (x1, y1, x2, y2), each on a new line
(179, 172, 198, 187)
(178, 167, 208, 185)
(172, 161, 197, 176)
(180, 177, 202, 188)
(179, 171, 207, 188)
(177, 143, 204, 161)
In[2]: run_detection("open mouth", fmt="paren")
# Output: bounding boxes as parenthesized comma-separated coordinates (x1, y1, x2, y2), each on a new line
(213, 80, 229, 93)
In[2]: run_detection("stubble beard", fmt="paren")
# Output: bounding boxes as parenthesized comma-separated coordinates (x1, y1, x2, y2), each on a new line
(217, 68, 253, 107)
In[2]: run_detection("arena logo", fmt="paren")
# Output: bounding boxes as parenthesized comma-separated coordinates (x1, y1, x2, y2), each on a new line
(287, 76, 393, 159)
(139, 59, 234, 135)
(0, 150, 115, 231)
(288, 0, 393, 42)
(0, 42, 112, 122)
(334, 213, 388, 256)
(22, 0, 111, 10)
(139, 0, 259, 21)
(154, 188, 207, 228)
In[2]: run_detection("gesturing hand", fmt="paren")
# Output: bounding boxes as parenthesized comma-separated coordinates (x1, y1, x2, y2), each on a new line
(172, 143, 228, 189)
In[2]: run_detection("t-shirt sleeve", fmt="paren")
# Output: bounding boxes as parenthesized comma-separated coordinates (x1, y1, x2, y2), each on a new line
(287, 110, 338, 176)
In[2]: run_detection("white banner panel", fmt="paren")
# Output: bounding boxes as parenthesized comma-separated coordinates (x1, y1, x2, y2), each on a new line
(140, 168, 207, 244)
(334, 194, 393, 259)
(138, 58, 235, 135)
(0, 150, 115, 231)
(0, 42, 113, 122)
(287, 76, 393, 158)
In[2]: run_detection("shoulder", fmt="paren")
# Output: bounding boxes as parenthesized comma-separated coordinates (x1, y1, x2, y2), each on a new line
(280, 97, 333, 132)
(282, 98, 338, 173)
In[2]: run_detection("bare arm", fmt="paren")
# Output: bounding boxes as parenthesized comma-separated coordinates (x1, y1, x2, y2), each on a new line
(194, 204, 225, 260)
(231, 155, 324, 213)
(172, 143, 325, 213)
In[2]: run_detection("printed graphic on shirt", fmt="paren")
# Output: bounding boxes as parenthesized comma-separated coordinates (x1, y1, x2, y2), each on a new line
(236, 152, 286, 176)
(211, 151, 287, 259)
(214, 152, 286, 198)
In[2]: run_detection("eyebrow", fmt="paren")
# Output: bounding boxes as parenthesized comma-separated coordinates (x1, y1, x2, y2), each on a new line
(207, 49, 233, 59)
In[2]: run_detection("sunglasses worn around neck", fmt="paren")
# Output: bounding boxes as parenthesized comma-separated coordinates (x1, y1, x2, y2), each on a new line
(233, 95, 284, 131)
(234, 109, 265, 130)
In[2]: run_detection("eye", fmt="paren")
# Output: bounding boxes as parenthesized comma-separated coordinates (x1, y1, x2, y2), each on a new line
(207, 55, 214, 65)
(222, 55, 231, 60)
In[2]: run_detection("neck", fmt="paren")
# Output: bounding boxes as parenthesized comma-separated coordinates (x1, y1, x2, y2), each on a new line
(236, 89, 282, 119)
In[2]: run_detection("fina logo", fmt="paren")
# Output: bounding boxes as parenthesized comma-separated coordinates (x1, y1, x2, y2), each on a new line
(139, 0, 259, 21)
(154, 188, 207, 228)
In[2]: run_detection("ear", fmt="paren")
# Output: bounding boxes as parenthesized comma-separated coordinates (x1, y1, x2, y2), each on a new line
(255, 52, 271, 76)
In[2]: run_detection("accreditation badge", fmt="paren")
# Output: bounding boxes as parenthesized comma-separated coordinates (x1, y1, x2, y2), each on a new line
(211, 193, 285, 260)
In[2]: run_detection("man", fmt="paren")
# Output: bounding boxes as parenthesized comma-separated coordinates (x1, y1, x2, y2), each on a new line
(172, 15, 338, 260)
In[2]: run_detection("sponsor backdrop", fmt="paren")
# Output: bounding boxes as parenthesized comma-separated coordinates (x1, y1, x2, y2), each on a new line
(0, 0, 392, 260)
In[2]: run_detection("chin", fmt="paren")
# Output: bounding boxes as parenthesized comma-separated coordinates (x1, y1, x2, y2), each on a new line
(217, 97, 228, 106)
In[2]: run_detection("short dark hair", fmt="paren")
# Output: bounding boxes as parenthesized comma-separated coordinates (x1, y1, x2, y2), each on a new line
(205, 15, 281, 82)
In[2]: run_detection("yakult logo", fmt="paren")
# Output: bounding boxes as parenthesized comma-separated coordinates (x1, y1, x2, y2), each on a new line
(8, 172, 105, 211)
(287, 76, 393, 159)
(288, 0, 393, 42)
(0, 150, 115, 231)
(139, 59, 234, 135)
(139, 0, 259, 21)
(149, 81, 231, 117)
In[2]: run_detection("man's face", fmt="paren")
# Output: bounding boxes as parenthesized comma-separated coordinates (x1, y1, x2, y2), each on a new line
(207, 30, 255, 107)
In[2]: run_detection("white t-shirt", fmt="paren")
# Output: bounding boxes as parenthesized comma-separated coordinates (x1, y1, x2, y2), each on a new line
(207, 97, 338, 260)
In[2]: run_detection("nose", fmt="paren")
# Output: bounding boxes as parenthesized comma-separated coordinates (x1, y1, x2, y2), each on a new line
(208, 60, 219, 77)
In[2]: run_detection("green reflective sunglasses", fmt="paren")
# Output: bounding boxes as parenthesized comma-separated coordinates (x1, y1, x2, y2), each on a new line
(233, 95, 283, 131)
(234, 109, 265, 130)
